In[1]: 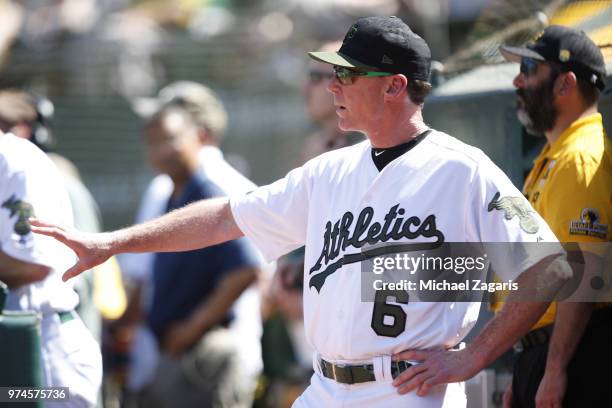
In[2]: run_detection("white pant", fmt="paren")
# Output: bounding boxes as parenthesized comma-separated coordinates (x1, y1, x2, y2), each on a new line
(40, 312, 102, 408)
(292, 355, 466, 408)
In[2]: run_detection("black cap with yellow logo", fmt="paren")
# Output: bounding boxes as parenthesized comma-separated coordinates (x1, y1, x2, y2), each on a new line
(500, 25, 606, 91)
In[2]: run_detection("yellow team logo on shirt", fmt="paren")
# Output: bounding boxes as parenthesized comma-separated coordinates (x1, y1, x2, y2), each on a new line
(570, 208, 608, 239)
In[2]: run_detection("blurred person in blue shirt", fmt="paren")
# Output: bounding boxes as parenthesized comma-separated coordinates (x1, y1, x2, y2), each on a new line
(119, 82, 268, 405)
(138, 105, 261, 408)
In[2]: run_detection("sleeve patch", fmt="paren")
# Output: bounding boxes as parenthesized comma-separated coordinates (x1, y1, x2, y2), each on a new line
(1, 194, 35, 243)
(487, 191, 539, 234)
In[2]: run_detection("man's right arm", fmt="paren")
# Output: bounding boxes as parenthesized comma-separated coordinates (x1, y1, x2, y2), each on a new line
(0, 249, 51, 288)
(391, 252, 572, 396)
(31, 197, 242, 281)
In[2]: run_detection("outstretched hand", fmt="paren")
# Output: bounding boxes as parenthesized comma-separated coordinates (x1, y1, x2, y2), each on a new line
(392, 347, 482, 396)
(29, 218, 114, 281)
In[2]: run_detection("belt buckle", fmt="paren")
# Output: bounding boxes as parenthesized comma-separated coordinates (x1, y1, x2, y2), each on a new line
(332, 363, 354, 384)
(331, 363, 342, 380)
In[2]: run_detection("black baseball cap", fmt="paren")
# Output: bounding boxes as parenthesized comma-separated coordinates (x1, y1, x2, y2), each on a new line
(500, 25, 606, 91)
(308, 16, 431, 81)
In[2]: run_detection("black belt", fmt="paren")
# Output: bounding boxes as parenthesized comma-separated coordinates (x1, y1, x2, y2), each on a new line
(57, 310, 77, 324)
(320, 358, 412, 384)
(514, 324, 553, 352)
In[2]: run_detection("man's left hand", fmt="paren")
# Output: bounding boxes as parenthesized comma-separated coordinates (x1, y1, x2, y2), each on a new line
(391, 348, 482, 396)
(163, 319, 202, 357)
(535, 368, 566, 408)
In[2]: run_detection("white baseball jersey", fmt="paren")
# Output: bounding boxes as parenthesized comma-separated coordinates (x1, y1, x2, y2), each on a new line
(230, 131, 560, 407)
(0, 133, 77, 313)
(0, 134, 102, 407)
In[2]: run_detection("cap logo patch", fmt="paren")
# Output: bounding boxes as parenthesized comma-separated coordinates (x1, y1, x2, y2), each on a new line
(382, 55, 393, 64)
(347, 25, 358, 39)
(559, 49, 570, 62)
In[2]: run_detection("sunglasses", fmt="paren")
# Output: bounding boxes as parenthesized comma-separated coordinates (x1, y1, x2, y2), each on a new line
(520, 57, 540, 76)
(308, 70, 335, 84)
(333, 66, 393, 85)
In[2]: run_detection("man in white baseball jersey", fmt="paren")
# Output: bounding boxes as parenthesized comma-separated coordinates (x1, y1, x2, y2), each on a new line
(32, 16, 572, 408)
(0, 128, 102, 407)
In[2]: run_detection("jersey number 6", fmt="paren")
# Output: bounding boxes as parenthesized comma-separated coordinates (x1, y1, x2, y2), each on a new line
(371, 290, 409, 337)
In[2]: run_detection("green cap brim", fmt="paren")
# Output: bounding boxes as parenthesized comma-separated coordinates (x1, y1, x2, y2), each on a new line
(308, 51, 377, 70)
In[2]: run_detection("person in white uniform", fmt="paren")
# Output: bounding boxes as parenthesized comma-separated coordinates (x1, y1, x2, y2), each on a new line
(0, 131, 102, 407)
(31, 16, 573, 408)
(119, 81, 265, 395)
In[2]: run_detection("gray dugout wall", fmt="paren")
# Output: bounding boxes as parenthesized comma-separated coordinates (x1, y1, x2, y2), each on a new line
(425, 90, 524, 185)
(424, 64, 612, 188)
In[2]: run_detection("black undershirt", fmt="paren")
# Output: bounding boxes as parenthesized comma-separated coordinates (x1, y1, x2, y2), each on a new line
(371, 129, 432, 171)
